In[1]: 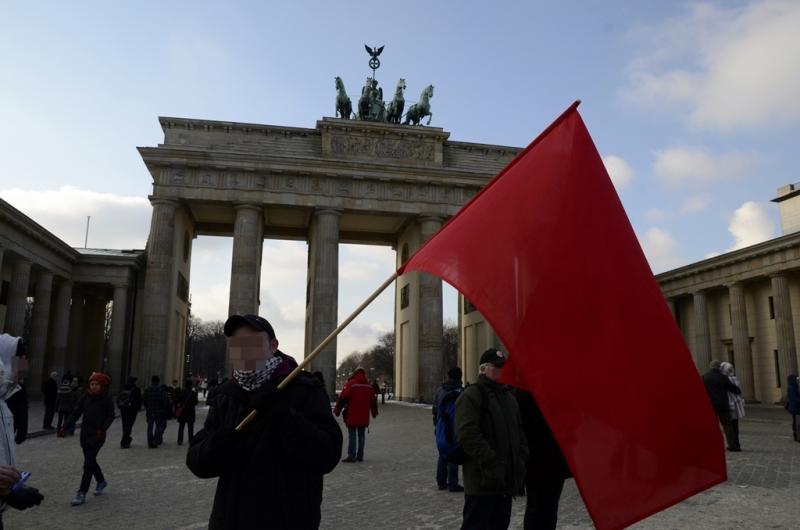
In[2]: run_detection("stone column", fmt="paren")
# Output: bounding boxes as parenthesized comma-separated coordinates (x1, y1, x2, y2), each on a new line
(67, 286, 85, 373)
(305, 209, 340, 398)
(50, 280, 73, 377)
(771, 274, 798, 400)
(418, 216, 444, 402)
(5, 259, 31, 337)
(107, 285, 128, 388)
(140, 199, 178, 380)
(692, 291, 712, 371)
(665, 297, 676, 321)
(28, 270, 54, 393)
(0, 247, 4, 278)
(229, 204, 263, 316)
(728, 282, 755, 401)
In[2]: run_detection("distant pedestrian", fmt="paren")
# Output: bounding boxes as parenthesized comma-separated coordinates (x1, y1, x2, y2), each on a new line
(200, 379, 208, 399)
(786, 374, 800, 442)
(372, 381, 381, 408)
(334, 367, 378, 463)
(143, 376, 170, 448)
(456, 349, 528, 530)
(62, 372, 114, 506)
(702, 360, 742, 452)
(55, 378, 77, 434)
(514, 389, 572, 530)
(117, 376, 143, 448)
(176, 379, 198, 445)
(720, 362, 745, 451)
(433, 366, 464, 492)
(41, 371, 58, 430)
(380, 381, 386, 404)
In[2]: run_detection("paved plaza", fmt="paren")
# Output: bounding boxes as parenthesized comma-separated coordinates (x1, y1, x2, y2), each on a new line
(5, 400, 800, 529)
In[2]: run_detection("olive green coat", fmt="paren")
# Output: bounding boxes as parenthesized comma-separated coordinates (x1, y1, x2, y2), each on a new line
(455, 375, 529, 496)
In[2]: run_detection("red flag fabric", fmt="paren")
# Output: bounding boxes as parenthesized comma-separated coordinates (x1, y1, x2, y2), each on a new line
(397, 102, 726, 530)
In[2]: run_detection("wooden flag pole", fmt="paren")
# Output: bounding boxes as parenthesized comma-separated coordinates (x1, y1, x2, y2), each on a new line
(235, 271, 399, 432)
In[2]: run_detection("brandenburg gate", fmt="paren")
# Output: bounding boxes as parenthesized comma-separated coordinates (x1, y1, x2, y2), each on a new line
(136, 114, 516, 401)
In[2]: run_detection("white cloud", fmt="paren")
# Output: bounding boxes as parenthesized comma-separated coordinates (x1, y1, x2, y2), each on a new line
(1, 186, 149, 249)
(602, 155, 634, 189)
(644, 208, 667, 223)
(679, 195, 710, 213)
(624, 1, 800, 130)
(639, 227, 684, 272)
(653, 147, 754, 188)
(727, 201, 776, 250)
(704, 251, 721, 259)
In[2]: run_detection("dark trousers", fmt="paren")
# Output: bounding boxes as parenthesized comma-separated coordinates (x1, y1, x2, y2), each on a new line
(57, 411, 69, 430)
(146, 415, 166, 446)
(120, 410, 138, 447)
(437, 453, 459, 489)
(43, 403, 55, 429)
(461, 495, 512, 530)
(347, 426, 366, 459)
(79, 445, 105, 493)
(524, 475, 566, 530)
(177, 421, 194, 445)
(716, 411, 739, 450)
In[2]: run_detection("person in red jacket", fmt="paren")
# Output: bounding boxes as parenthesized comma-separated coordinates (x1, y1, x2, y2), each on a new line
(334, 367, 378, 462)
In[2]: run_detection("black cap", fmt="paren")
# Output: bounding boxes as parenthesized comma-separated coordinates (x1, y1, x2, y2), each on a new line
(479, 348, 506, 367)
(224, 314, 276, 339)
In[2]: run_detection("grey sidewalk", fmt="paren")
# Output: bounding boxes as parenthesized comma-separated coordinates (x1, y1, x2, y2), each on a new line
(5, 401, 800, 529)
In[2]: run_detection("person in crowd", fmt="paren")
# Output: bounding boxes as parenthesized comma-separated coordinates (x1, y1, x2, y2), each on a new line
(380, 380, 387, 404)
(455, 348, 528, 530)
(117, 376, 143, 448)
(371, 380, 381, 408)
(41, 371, 58, 430)
(433, 366, 464, 492)
(176, 378, 198, 446)
(786, 374, 800, 442)
(334, 367, 378, 463)
(55, 377, 77, 435)
(702, 360, 742, 452)
(0, 334, 44, 528)
(143, 376, 170, 448)
(200, 378, 208, 399)
(720, 362, 745, 451)
(514, 389, 572, 530)
(187, 314, 342, 529)
(62, 372, 114, 506)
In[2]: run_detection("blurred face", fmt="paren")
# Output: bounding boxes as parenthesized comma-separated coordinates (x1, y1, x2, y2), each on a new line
(228, 325, 279, 371)
(484, 363, 504, 382)
(89, 381, 101, 393)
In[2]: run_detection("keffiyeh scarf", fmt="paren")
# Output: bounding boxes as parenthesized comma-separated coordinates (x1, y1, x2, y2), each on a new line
(233, 355, 283, 391)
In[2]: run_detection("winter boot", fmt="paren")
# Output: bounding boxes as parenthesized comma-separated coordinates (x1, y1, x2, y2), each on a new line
(94, 481, 108, 496)
(71, 492, 87, 506)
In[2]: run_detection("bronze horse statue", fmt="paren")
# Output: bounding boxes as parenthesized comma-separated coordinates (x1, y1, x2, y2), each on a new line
(335, 76, 352, 119)
(404, 85, 434, 126)
(385, 78, 406, 124)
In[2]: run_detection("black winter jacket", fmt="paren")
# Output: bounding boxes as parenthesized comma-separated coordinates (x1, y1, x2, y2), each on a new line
(514, 389, 571, 482)
(176, 388, 198, 423)
(702, 369, 741, 416)
(66, 392, 115, 448)
(186, 371, 342, 529)
(143, 384, 169, 419)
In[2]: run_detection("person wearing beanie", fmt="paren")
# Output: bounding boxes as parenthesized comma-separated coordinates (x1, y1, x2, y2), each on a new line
(62, 371, 114, 506)
(187, 314, 342, 529)
(702, 360, 742, 452)
(433, 366, 465, 492)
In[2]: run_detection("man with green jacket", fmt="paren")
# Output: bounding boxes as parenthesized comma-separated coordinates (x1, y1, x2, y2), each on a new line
(455, 348, 528, 530)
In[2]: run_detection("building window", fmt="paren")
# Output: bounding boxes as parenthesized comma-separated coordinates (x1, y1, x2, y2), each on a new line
(0, 281, 8, 305)
(464, 297, 477, 315)
(768, 296, 775, 319)
(400, 284, 409, 309)
(774, 349, 781, 388)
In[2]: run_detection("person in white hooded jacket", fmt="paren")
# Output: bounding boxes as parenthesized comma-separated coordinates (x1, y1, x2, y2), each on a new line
(0, 334, 43, 529)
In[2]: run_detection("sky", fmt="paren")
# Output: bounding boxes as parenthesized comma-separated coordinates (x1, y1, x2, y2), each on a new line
(2, 1, 799, 364)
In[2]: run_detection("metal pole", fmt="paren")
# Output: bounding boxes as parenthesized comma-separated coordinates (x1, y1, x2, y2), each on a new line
(84, 216, 91, 248)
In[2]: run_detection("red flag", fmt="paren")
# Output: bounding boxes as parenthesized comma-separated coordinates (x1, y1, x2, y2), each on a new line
(397, 102, 726, 530)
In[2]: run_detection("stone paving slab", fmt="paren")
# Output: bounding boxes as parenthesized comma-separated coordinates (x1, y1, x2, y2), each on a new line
(5, 401, 800, 529)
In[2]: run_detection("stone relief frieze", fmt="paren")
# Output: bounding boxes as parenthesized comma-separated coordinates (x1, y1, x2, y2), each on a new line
(161, 168, 474, 206)
(330, 134, 434, 162)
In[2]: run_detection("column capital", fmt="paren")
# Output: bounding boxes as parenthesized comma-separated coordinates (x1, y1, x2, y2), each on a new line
(418, 214, 444, 225)
(724, 281, 744, 289)
(233, 203, 263, 213)
(148, 197, 179, 209)
(314, 207, 342, 217)
(770, 272, 789, 280)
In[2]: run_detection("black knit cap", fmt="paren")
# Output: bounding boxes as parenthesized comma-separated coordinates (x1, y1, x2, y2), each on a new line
(224, 314, 276, 339)
(479, 348, 506, 367)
